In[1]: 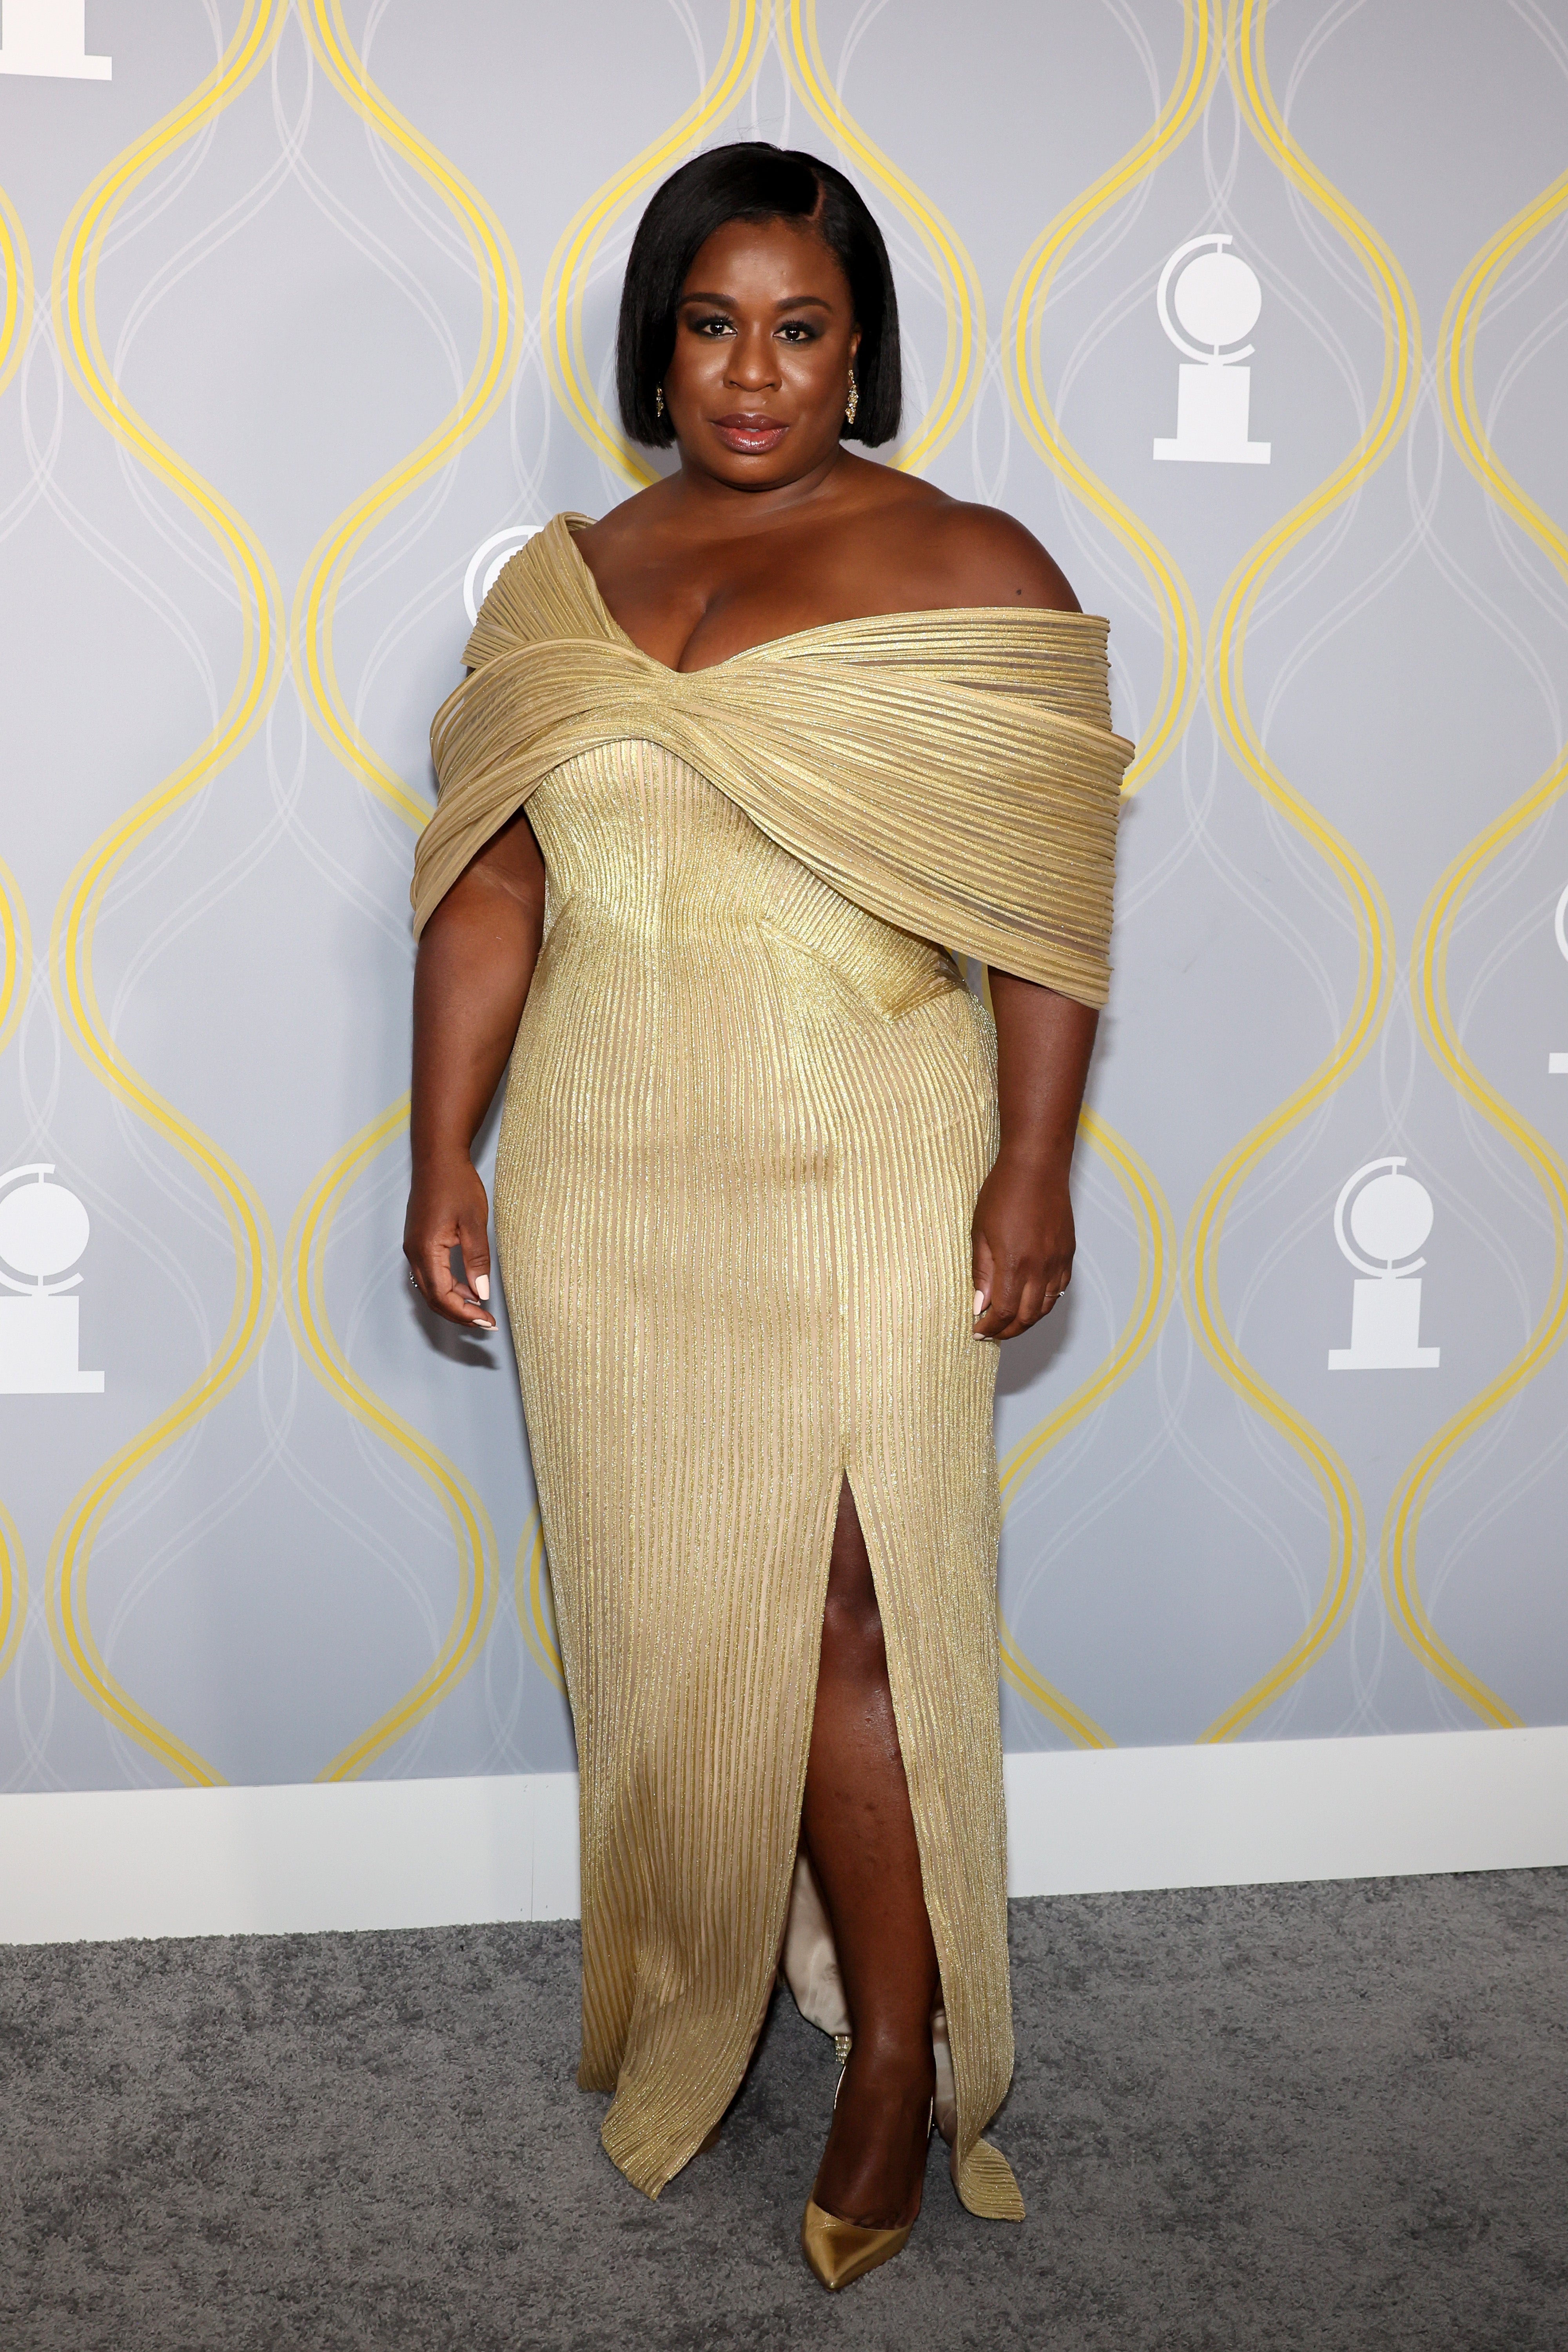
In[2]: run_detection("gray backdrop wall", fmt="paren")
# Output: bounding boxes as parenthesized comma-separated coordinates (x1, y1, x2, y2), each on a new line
(1, 0, 1565, 1800)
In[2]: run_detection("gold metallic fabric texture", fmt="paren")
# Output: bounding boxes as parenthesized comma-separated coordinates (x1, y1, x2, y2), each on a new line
(417, 516, 1129, 2213)
(416, 515, 1131, 1006)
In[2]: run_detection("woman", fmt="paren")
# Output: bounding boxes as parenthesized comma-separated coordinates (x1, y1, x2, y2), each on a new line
(405, 143, 1129, 2290)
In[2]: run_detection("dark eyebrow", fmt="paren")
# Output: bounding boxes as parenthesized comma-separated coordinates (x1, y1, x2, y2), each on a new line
(677, 290, 835, 312)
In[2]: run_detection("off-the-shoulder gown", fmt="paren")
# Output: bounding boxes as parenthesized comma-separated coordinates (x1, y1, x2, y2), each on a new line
(414, 513, 1130, 2212)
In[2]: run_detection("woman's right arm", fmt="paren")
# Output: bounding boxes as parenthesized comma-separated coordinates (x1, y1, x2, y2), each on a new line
(403, 805, 547, 1330)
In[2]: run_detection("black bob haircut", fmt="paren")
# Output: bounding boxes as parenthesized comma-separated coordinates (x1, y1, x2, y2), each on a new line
(615, 142, 901, 449)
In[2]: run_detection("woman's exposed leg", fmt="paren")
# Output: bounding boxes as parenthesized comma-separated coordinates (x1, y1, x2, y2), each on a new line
(801, 1476, 939, 2227)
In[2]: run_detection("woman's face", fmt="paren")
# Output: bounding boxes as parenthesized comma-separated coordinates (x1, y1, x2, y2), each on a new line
(662, 215, 862, 492)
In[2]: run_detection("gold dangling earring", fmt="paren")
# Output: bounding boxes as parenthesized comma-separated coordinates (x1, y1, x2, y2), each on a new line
(655, 384, 664, 421)
(844, 368, 858, 428)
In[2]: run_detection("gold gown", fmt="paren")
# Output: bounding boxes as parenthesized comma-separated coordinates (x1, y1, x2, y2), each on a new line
(415, 515, 1131, 2213)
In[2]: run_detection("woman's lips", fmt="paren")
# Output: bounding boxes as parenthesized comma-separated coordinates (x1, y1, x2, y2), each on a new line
(711, 413, 788, 453)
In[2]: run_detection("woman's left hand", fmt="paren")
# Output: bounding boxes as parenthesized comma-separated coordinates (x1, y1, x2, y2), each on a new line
(971, 1151, 1075, 1340)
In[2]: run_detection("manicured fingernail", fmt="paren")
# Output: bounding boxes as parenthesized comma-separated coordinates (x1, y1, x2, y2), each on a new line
(974, 1289, 986, 1318)
(475, 1274, 490, 1301)
(478, 1316, 496, 1330)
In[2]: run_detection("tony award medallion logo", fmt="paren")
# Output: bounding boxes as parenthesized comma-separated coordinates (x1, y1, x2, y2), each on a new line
(0, 1166, 104, 1394)
(464, 526, 541, 625)
(1327, 1158, 1439, 1372)
(1152, 234, 1271, 466)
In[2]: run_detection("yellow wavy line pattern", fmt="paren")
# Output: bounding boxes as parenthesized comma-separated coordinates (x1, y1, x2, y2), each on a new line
(291, 0, 523, 826)
(996, 1110, 1178, 1749)
(0, 1500, 25, 1689)
(285, 2, 519, 1775)
(988, 18, 1211, 1741)
(0, 179, 33, 400)
(514, 1510, 566, 1694)
(44, 0, 288, 1787)
(1002, 0, 1217, 796)
(283, 1102, 498, 1780)
(1381, 166, 1568, 1726)
(779, 0, 984, 474)
(1180, 0, 1420, 1744)
(0, 191, 34, 1688)
(998, 1115, 1177, 1511)
(542, 0, 770, 488)
(0, 857, 27, 1065)
(2, 195, 37, 1058)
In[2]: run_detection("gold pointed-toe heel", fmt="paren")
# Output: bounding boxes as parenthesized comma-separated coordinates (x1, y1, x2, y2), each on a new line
(800, 2083, 933, 2291)
(801, 2198, 914, 2290)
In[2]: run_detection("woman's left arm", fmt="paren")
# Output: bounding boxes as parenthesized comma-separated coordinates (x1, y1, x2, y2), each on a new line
(929, 499, 1098, 1342)
(972, 976, 1096, 1339)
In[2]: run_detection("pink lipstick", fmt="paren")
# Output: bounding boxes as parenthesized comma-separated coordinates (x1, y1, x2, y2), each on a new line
(711, 412, 788, 454)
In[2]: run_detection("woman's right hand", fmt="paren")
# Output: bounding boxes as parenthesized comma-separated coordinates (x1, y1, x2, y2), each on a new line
(404, 810, 545, 1336)
(403, 1155, 497, 1330)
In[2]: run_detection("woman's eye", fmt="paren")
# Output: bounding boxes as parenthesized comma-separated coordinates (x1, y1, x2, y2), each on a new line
(778, 322, 817, 343)
(691, 315, 734, 337)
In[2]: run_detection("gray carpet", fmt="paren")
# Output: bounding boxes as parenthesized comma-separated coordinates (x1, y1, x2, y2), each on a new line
(2, 1871, 1564, 2351)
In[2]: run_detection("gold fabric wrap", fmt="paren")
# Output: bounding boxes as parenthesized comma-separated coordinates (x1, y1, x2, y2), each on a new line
(414, 513, 1131, 1003)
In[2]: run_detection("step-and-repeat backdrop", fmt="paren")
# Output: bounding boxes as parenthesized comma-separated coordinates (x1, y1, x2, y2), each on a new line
(1, 0, 1564, 1795)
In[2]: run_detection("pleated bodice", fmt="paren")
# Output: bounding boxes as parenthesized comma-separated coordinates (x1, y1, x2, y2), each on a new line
(527, 733, 966, 1022)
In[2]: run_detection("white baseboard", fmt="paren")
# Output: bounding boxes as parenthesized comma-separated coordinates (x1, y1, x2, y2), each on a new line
(0, 1771, 583, 1946)
(1000, 1726, 1568, 1896)
(2, 1728, 1564, 1946)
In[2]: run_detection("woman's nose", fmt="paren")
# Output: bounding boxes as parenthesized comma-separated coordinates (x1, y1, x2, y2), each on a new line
(724, 325, 780, 390)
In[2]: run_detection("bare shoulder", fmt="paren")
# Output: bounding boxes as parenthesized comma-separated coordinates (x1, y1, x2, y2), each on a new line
(921, 500, 1081, 613)
(572, 481, 668, 561)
